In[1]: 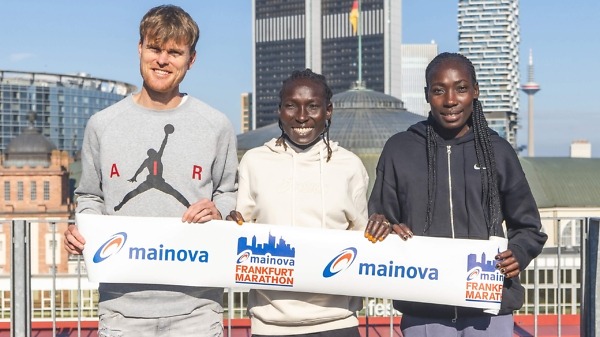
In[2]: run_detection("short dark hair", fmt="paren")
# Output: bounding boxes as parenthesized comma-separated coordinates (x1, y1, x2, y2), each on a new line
(278, 68, 333, 104)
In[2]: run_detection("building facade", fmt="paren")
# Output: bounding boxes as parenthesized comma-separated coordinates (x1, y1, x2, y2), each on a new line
(240, 92, 253, 133)
(0, 70, 136, 154)
(252, 0, 401, 128)
(458, 0, 520, 147)
(518, 157, 600, 316)
(0, 123, 99, 321)
(400, 43, 438, 117)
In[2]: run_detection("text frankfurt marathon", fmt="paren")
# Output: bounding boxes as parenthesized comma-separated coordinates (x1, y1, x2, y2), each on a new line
(466, 282, 503, 301)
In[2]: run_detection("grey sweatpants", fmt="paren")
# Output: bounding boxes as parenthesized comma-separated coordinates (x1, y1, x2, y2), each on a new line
(98, 305, 223, 337)
(400, 314, 514, 337)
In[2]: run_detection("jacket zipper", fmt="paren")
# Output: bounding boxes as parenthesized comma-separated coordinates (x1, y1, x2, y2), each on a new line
(446, 145, 455, 239)
(447, 145, 458, 324)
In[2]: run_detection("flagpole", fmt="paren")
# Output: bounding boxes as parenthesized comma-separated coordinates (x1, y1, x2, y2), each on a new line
(357, 0, 362, 84)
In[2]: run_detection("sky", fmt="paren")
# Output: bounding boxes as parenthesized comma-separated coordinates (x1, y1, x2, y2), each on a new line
(1, 1, 599, 157)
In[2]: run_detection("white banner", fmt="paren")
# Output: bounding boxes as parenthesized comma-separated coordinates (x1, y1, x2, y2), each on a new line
(77, 213, 507, 311)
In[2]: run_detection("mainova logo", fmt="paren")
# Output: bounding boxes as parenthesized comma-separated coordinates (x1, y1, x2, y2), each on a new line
(322, 247, 357, 278)
(466, 267, 481, 281)
(93, 232, 128, 263)
(237, 250, 251, 264)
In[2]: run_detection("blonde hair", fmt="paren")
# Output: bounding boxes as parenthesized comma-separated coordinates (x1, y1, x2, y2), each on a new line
(139, 5, 200, 52)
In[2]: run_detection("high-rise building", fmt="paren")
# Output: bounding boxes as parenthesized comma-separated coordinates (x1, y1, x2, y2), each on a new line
(400, 43, 438, 117)
(252, 0, 401, 128)
(458, 0, 520, 147)
(241, 92, 253, 133)
(0, 70, 136, 154)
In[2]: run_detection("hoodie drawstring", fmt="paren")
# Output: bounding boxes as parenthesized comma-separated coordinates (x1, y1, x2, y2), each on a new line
(319, 147, 326, 228)
(291, 152, 296, 226)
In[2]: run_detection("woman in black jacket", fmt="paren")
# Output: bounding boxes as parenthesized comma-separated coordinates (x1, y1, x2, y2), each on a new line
(365, 52, 548, 337)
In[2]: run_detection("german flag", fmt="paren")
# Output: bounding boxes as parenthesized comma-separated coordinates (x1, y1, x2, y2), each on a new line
(350, 0, 359, 35)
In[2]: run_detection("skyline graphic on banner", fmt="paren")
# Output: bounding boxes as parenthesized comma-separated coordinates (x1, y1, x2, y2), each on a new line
(237, 232, 296, 257)
(467, 252, 498, 273)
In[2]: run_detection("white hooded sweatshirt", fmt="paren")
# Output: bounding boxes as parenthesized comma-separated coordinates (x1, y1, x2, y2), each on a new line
(237, 137, 369, 335)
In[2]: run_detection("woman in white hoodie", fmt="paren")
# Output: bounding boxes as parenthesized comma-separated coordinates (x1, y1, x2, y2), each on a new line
(227, 69, 369, 337)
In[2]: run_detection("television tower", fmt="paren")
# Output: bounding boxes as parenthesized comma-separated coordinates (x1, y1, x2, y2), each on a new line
(521, 49, 541, 157)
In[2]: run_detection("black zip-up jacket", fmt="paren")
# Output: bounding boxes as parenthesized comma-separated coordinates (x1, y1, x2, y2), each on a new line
(368, 121, 548, 318)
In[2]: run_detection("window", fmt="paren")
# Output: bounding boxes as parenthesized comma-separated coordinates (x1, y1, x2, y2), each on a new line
(30, 181, 37, 200)
(45, 234, 62, 265)
(44, 181, 50, 201)
(3, 181, 9, 201)
(559, 219, 581, 247)
(17, 181, 23, 201)
(0, 237, 5, 265)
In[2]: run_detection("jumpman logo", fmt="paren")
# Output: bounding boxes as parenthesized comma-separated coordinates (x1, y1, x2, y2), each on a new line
(114, 124, 190, 212)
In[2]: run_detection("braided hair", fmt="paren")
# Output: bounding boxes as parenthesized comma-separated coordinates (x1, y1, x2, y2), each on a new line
(423, 52, 502, 236)
(275, 69, 333, 161)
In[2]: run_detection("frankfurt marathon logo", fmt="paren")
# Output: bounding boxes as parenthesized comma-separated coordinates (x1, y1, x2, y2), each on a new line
(93, 231, 209, 264)
(235, 233, 295, 287)
(322, 247, 357, 278)
(464, 252, 504, 303)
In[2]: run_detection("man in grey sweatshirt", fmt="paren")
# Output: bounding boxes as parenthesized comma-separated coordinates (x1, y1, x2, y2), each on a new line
(63, 5, 238, 337)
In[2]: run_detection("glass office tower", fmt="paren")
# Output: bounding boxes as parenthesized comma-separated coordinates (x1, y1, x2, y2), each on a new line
(252, 0, 401, 128)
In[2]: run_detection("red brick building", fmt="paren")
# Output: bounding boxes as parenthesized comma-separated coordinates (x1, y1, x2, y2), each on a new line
(0, 118, 81, 319)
